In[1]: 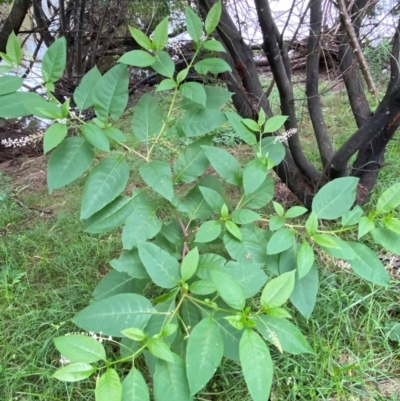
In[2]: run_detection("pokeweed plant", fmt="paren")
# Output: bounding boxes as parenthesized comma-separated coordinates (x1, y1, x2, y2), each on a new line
(1, 3, 400, 400)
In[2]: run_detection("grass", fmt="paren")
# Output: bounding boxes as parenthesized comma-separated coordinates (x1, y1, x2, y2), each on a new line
(1, 79, 400, 400)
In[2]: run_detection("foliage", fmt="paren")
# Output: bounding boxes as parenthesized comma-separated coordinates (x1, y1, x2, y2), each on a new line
(1, 3, 400, 400)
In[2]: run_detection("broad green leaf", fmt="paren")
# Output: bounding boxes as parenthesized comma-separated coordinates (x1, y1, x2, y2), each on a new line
(242, 118, 260, 132)
(202, 146, 242, 185)
(145, 300, 177, 343)
(273, 202, 285, 217)
(269, 215, 286, 231)
(206, 86, 232, 109)
(261, 271, 295, 309)
(54, 335, 106, 364)
(121, 327, 146, 341)
(119, 50, 155, 67)
(180, 82, 207, 106)
(205, 1, 222, 35)
(82, 122, 110, 152)
(156, 78, 176, 91)
(42, 37, 66, 83)
(105, 127, 127, 142)
(140, 161, 174, 201)
(199, 186, 225, 213)
(95, 369, 122, 401)
(152, 17, 169, 51)
(203, 39, 225, 52)
(138, 242, 181, 288)
(263, 115, 288, 133)
(147, 338, 174, 362)
(110, 248, 149, 279)
(73, 66, 101, 110)
(6, 31, 23, 65)
(347, 242, 390, 286)
(231, 209, 260, 224)
(297, 241, 314, 279)
(53, 362, 95, 382)
(385, 218, 400, 234)
(225, 220, 242, 241)
(81, 157, 129, 219)
(358, 216, 375, 239)
(264, 307, 291, 318)
(285, 206, 308, 218)
(185, 7, 203, 43)
(84, 195, 138, 234)
(181, 247, 199, 281)
(243, 159, 267, 194)
(122, 367, 150, 401)
(43, 123, 68, 154)
(314, 234, 355, 260)
(213, 312, 242, 360)
(177, 68, 189, 83)
(177, 107, 226, 137)
(174, 137, 211, 183)
(129, 26, 152, 50)
(47, 137, 94, 192)
(178, 187, 213, 221)
(225, 112, 257, 145)
(267, 228, 295, 254)
(371, 227, 400, 255)
(255, 315, 314, 354)
(152, 51, 175, 78)
(73, 293, 155, 337)
(154, 354, 192, 401)
(341, 205, 364, 226)
(376, 182, 400, 214)
(35, 106, 62, 119)
(0, 75, 23, 95)
(211, 269, 245, 310)
(122, 202, 161, 249)
(189, 280, 216, 295)
(239, 330, 273, 401)
(241, 177, 274, 209)
(259, 137, 286, 165)
(180, 299, 203, 333)
(186, 318, 224, 396)
(93, 64, 129, 121)
(194, 58, 231, 75)
(132, 94, 164, 145)
(197, 253, 226, 280)
(305, 211, 318, 235)
(312, 177, 359, 219)
(195, 220, 222, 242)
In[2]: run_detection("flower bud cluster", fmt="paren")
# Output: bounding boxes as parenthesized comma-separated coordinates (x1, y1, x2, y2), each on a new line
(273, 128, 297, 143)
(1, 131, 44, 148)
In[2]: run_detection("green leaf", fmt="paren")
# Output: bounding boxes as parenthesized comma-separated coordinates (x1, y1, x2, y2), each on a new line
(225, 112, 257, 145)
(214, 312, 243, 360)
(199, 186, 225, 213)
(267, 228, 295, 255)
(145, 300, 177, 342)
(73, 293, 155, 337)
(174, 137, 211, 183)
(152, 17, 169, 51)
(202, 146, 242, 186)
(194, 58, 231, 75)
(273, 201, 285, 217)
(93, 64, 129, 121)
(119, 50, 155, 67)
(122, 367, 150, 401)
(140, 161, 174, 202)
(53, 363, 95, 382)
(110, 248, 149, 279)
(371, 227, 400, 255)
(264, 307, 291, 318)
(385, 218, 400, 234)
(185, 7, 203, 43)
(205, 1, 222, 35)
(82, 122, 110, 152)
(239, 330, 273, 401)
(121, 327, 146, 341)
(6, 31, 22, 65)
(261, 271, 295, 309)
(132, 94, 164, 145)
(258, 109, 266, 126)
(195, 220, 222, 242)
(105, 127, 127, 142)
(203, 39, 225, 52)
(259, 137, 286, 165)
(35, 106, 62, 120)
(179, 187, 213, 221)
(42, 37, 66, 83)
(156, 78, 176, 92)
(211, 269, 245, 310)
(189, 280, 216, 295)
(231, 209, 260, 225)
(297, 241, 314, 279)
(177, 68, 189, 83)
(73, 66, 102, 110)
(242, 118, 260, 132)
(181, 247, 199, 282)
(358, 216, 375, 239)
(376, 182, 400, 214)
(147, 338, 174, 362)
(225, 221, 242, 241)
(255, 315, 314, 354)
(177, 107, 226, 137)
(0, 76, 23, 95)
(312, 177, 359, 219)
(347, 242, 390, 286)
(269, 215, 286, 231)
(95, 369, 122, 401)
(0, 92, 48, 118)
(180, 82, 207, 106)
(241, 177, 274, 209)
(47, 137, 94, 192)
(305, 211, 318, 235)
(81, 156, 129, 219)
(129, 26, 152, 50)
(197, 253, 226, 280)
(285, 206, 308, 218)
(154, 354, 192, 401)
(152, 51, 175, 78)
(43, 123, 68, 154)
(243, 159, 267, 195)
(263, 115, 288, 133)
(314, 234, 356, 260)
(54, 335, 106, 364)
(341, 205, 364, 226)
(186, 317, 224, 396)
(138, 242, 181, 288)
